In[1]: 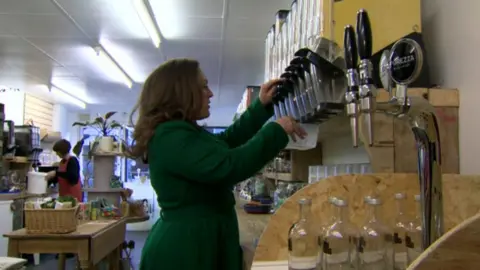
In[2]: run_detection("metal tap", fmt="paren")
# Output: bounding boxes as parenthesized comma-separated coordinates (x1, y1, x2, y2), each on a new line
(354, 9, 444, 250)
(343, 25, 360, 147)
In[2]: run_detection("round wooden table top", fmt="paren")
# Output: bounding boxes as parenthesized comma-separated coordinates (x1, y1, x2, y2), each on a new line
(408, 212, 480, 270)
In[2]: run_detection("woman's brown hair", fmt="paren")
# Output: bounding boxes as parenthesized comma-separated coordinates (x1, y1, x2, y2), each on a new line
(128, 58, 203, 158)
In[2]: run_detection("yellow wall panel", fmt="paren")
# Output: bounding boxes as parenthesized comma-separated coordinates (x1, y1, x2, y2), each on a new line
(323, 0, 422, 53)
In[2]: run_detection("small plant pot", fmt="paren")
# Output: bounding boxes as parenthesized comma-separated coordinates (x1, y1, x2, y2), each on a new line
(98, 136, 114, 152)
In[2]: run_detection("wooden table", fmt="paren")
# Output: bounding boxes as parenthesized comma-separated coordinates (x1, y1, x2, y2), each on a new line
(4, 219, 126, 270)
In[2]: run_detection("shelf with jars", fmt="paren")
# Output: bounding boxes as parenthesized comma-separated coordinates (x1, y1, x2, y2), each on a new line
(251, 173, 480, 270)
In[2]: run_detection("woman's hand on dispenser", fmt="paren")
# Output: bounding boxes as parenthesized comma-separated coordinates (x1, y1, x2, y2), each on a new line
(44, 171, 56, 181)
(275, 116, 307, 142)
(259, 78, 284, 105)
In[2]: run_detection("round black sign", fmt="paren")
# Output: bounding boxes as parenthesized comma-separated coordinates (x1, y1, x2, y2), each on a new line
(388, 39, 423, 84)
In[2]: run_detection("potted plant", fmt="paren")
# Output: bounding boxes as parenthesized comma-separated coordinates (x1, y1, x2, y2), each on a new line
(71, 111, 125, 157)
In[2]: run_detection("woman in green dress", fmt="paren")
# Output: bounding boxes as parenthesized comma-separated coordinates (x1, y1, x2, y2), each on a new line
(129, 58, 306, 270)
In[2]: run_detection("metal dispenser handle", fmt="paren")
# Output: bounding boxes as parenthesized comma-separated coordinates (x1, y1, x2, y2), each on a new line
(356, 9, 376, 146)
(356, 10, 372, 61)
(343, 25, 360, 147)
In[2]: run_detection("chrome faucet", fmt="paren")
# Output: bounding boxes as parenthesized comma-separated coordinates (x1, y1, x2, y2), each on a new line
(344, 9, 444, 250)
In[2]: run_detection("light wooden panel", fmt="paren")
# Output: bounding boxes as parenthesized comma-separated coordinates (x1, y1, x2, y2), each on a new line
(23, 94, 53, 131)
(254, 173, 480, 262)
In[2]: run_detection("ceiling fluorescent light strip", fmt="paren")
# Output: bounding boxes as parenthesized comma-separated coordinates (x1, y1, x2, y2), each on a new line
(94, 46, 133, 88)
(50, 85, 87, 109)
(133, 0, 162, 48)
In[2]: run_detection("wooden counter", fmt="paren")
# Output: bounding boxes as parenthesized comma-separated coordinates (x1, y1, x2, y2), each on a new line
(4, 219, 126, 270)
(408, 212, 480, 270)
(254, 173, 480, 262)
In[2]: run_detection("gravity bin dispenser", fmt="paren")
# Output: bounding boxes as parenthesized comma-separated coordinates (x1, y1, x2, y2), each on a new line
(264, 0, 430, 124)
(263, 0, 441, 252)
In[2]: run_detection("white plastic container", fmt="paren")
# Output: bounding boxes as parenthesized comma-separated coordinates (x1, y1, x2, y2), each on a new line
(0, 200, 13, 257)
(98, 136, 114, 152)
(27, 172, 48, 194)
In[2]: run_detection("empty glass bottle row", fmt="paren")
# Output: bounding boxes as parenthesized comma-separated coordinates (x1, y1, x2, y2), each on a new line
(308, 164, 372, 184)
(288, 194, 422, 270)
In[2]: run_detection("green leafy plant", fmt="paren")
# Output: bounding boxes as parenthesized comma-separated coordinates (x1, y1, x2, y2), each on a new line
(71, 111, 125, 157)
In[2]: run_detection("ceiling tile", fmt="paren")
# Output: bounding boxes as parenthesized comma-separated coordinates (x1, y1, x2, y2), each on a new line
(55, 0, 149, 40)
(0, 14, 84, 38)
(0, 36, 56, 66)
(149, 0, 224, 18)
(228, 0, 292, 20)
(222, 38, 264, 67)
(164, 39, 222, 61)
(156, 17, 223, 39)
(25, 37, 92, 65)
(225, 17, 271, 40)
(220, 32, 268, 88)
(0, 0, 59, 15)
(98, 38, 164, 82)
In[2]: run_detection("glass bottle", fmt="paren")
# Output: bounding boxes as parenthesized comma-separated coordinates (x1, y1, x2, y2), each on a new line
(393, 193, 408, 270)
(323, 197, 359, 270)
(288, 198, 319, 270)
(406, 195, 422, 265)
(359, 197, 394, 270)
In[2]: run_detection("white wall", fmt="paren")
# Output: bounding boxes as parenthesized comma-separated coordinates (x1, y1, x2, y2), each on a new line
(322, 135, 370, 165)
(421, 0, 478, 174)
(0, 91, 25, 124)
(52, 104, 81, 144)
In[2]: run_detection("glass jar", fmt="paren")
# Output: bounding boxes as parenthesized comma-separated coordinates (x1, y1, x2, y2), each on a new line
(273, 182, 288, 211)
(288, 198, 319, 270)
(406, 195, 422, 265)
(323, 197, 359, 270)
(359, 197, 394, 270)
(393, 193, 409, 270)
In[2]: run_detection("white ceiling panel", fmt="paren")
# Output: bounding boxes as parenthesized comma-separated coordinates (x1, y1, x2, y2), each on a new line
(0, 0, 58, 15)
(225, 18, 270, 40)
(149, 0, 224, 19)
(55, 0, 150, 40)
(228, 0, 292, 20)
(0, 36, 56, 65)
(97, 38, 164, 82)
(220, 39, 265, 86)
(165, 39, 222, 61)
(24, 37, 92, 65)
(157, 17, 223, 39)
(0, 14, 84, 38)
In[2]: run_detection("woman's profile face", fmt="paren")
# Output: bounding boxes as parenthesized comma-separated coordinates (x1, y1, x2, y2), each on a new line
(197, 71, 213, 120)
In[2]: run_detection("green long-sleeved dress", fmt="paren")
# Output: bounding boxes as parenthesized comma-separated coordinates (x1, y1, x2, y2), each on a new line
(139, 99, 289, 270)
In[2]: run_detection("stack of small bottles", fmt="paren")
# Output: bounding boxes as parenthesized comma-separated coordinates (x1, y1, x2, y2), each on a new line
(288, 193, 423, 270)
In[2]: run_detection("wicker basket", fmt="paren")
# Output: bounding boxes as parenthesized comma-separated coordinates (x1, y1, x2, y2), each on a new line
(25, 206, 79, 234)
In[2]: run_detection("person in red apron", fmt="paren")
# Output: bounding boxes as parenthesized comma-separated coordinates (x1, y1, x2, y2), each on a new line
(45, 139, 82, 202)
